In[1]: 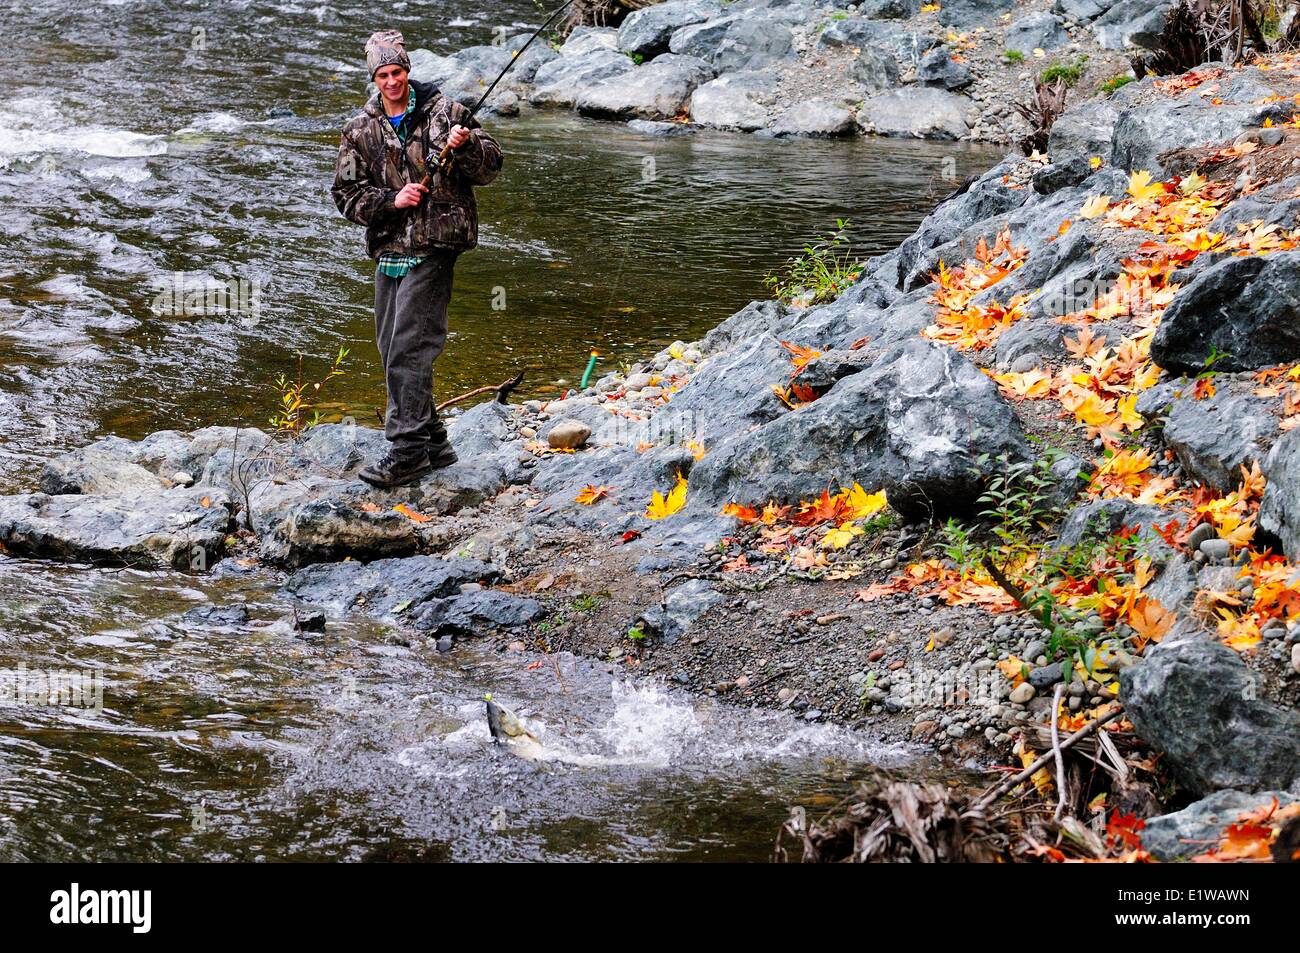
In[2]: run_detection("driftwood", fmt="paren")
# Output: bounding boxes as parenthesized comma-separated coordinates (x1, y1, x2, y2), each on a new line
(776, 772, 1008, 863)
(975, 705, 1127, 809)
(434, 371, 526, 412)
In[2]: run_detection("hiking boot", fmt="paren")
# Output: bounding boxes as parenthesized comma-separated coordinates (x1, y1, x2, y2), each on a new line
(358, 449, 433, 488)
(428, 439, 457, 470)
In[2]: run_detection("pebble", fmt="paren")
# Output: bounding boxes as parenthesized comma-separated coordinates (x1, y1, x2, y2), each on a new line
(804, 709, 822, 722)
(436, 635, 454, 653)
(1199, 538, 1231, 562)
(1009, 682, 1036, 704)
(171, 470, 195, 487)
(868, 648, 885, 661)
(546, 419, 592, 450)
(1292, 643, 1300, 675)
(1024, 640, 1046, 661)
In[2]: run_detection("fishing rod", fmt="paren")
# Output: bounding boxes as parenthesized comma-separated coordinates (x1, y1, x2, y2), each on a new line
(422, 0, 577, 185)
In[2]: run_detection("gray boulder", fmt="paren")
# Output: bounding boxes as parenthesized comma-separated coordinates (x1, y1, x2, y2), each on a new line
(261, 494, 421, 568)
(690, 70, 779, 130)
(859, 87, 974, 139)
(769, 100, 855, 138)
(283, 554, 500, 618)
(1261, 428, 1300, 561)
(1111, 98, 1278, 175)
(1150, 251, 1300, 373)
(858, 0, 922, 18)
(916, 47, 973, 90)
(850, 45, 901, 94)
(1142, 789, 1299, 861)
(1048, 99, 1120, 164)
(939, 0, 1013, 29)
(669, 14, 795, 72)
(636, 578, 724, 645)
(0, 488, 231, 570)
(560, 26, 620, 58)
(1091, 0, 1174, 50)
(413, 589, 545, 636)
(40, 448, 163, 496)
(530, 49, 637, 108)
(1163, 389, 1278, 491)
(576, 53, 715, 120)
(1121, 634, 1300, 796)
(619, 0, 722, 57)
(1005, 13, 1071, 54)
(1053, 0, 1114, 21)
(1058, 497, 1173, 547)
(688, 338, 1030, 519)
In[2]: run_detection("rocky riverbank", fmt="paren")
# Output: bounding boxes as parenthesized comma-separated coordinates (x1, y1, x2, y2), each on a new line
(411, 0, 1166, 144)
(7, 40, 1300, 860)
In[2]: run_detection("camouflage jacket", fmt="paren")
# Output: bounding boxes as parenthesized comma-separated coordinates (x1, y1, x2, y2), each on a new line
(331, 80, 503, 259)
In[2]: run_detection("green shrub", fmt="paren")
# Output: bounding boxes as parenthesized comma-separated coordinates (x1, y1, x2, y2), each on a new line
(763, 219, 863, 306)
(1004, 49, 1025, 63)
(1040, 55, 1089, 87)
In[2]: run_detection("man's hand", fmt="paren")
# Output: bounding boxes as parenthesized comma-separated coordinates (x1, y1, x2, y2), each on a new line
(448, 124, 471, 150)
(394, 182, 428, 209)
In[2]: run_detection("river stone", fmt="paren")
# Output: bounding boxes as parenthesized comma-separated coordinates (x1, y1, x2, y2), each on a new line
(40, 448, 164, 496)
(618, 0, 722, 57)
(688, 338, 1030, 519)
(1142, 789, 1299, 861)
(1121, 634, 1300, 796)
(636, 577, 724, 645)
(283, 553, 500, 618)
(858, 87, 974, 140)
(768, 100, 854, 138)
(182, 604, 250, 628)
(1048, 99, 1120, 166)
(858, 0, 921, 19)
(262, 496, 420, 569)
(689, 70, 778, 130)
(547, 419, 593, 450)
(1009, 682, 1036, 704)
(1091, 0, 1174, 50)
(530, 49, 637, 108)
(1163, 389, 1278, 491)
(938, 0, 1013, 29)
(849, 45, 901, 94)
(1152, 251, 1300, 373)
(1053, 0, 1111, 21)
(576, 53, 715, 120)
(627, 118, 696, 136)
(917, 47, 973, 90)
(1111, 96, 1278, 176)
(0, 488, 231, 570)
(1005, 13, 1071, 54)
(1058, 497, 1173, 547)
(1261, 428, 1300, 560)
(560, 26, 620, 58)
(669, 14, 795, 73)
(413, 589, 545, 636)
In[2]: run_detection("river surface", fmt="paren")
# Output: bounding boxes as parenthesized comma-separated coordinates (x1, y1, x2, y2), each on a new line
(0, 1, 1000, 860)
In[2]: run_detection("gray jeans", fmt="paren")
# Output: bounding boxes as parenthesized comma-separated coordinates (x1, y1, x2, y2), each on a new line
(373, 250, 459, 456)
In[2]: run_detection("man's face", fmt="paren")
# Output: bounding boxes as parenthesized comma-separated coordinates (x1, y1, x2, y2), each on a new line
(375, 65, 409, 104)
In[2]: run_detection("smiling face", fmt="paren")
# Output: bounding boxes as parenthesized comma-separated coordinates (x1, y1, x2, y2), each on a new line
(374, 64, 410, 111)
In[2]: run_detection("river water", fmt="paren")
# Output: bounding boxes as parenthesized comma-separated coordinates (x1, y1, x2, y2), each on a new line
(0, 0, 1000, 860)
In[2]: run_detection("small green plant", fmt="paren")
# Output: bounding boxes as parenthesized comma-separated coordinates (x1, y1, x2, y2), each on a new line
(1003, 48, 1025, 63)
(626, 626, 646, 642)
(627, 51, 644, 65)
(763, 218, 862, 306)
(269, 347, 349, 435)
(1040, 55, 1088, 87)
(572, 592, 603, 612)
(1101, 74, 1136, 94)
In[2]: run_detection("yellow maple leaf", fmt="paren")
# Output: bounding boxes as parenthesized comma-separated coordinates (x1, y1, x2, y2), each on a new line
(1081, 194, 1112, 219)
(645, 472, 688, 520)
(821, 523, 864, 549)
(1126, 169, 1166, 203)
(842, 483, 888, 520)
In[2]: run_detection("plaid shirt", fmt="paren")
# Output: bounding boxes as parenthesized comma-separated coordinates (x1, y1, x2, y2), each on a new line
(377, 85, 425, 279)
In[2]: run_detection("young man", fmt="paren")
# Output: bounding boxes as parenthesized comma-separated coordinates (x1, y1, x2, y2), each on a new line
(332, 29, 503, 488)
